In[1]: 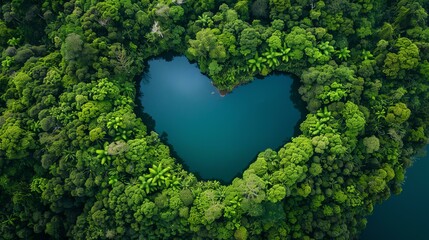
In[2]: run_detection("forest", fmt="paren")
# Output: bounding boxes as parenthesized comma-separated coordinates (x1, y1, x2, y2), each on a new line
(0, 0, 428, 239)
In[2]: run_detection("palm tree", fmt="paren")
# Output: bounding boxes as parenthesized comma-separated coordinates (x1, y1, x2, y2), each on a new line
(95, 142, 112, 165)
(147, 163, 171, 185)
(247, 53, 267, 72)
(263, 48, 282, 68)
(316, 106, 332, 123)
(196, 13, 213, 28)
(108, 173, 118, 185)
(337, 47, 351, 61)
(139, 163, 175, 193)
(361, 50, 373, 60)
(318, 41, 335, 57)
(122, 81, 135, 99)
(278, 44, 291, 62)
(309, 120, 326, 136)
(114, 129, 132, 141)
(107, 117, 124, 131)
(164, 175, 180, 189)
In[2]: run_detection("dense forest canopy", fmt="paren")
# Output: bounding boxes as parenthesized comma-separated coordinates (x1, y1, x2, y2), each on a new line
(0, 0, 428, 239)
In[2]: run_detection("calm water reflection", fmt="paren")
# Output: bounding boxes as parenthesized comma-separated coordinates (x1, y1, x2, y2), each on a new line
(140, 56, 301, 182)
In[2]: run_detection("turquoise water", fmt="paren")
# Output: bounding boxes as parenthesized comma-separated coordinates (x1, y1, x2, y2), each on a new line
(362, 145, 429, 239)
(139, 56, 301, 182)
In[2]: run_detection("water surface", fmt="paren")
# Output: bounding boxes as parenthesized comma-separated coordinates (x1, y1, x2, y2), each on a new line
(362, 145, 429, 239)
(140, 56, 301, 182)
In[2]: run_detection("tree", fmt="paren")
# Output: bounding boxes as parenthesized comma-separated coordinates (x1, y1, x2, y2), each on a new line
(234, 226, 248, 240)
(284, 27, 316, 61)
(196, 13, 213, 28)
(236, 170, 266, 203)
(385, 102, 411, 125)
(204, 203, 224, 224)
(267, 184, 286, 203)
(356, 18, 373, 39)
(179, 189, 194, 206)
(109, 44, 134, 76)
(191, 0, 215, 15)
(362, 136, 380, 153)
(208, 60, 223, 76)
(251, 0, 269, 19)
(300, 65, 361, 112)
(378, 22, 395, 40)
(91, 78, 120, 101)
(312, 135, 330, 154)
(0, 123, 35, 159)
(188, 28, 226, 61)
(0, 20, 13, 47)
(234, 1, 250, 20)
(61, 33, 83, 61)
(239, 27, 262, 56)
(1, 56, 14, 69)
(12, 72, 32, 95)
(248, 156, 268, 176)
(309, 163, 323, 176)
(383, 37, 420, 79)
(40, 116, 56, 132)
(89, 127, 105, 142)
(318, 82, 349, 104)
(337, 47, 351, 61)
(394, 1, 428, 30)
(269, 0, 290, 17)
(267, 31, 282, 50)
(361, 50, 373, 60)
(343, 101, 366, 133)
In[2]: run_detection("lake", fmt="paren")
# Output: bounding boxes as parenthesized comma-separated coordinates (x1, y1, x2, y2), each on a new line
(362, 145, 429, 239)
(139, 56, 302, 182)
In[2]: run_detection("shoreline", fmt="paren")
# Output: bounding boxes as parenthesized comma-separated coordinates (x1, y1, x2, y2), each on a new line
(212, 81, 247, 97)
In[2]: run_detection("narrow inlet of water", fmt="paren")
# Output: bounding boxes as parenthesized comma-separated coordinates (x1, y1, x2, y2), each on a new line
(362, 145, 429, 240)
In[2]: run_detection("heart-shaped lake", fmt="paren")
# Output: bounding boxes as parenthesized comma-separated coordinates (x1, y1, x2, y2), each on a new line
(140, 56, 302, 182)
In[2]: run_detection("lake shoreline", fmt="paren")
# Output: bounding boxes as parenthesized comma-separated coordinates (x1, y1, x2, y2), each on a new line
(139, 56, 302, 182)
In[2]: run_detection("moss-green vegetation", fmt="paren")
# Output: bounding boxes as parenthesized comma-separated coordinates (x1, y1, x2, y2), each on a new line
(1, 0, 428, 239)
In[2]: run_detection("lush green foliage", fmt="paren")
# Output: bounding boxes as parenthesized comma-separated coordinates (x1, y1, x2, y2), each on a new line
(0, 0, 428, 239)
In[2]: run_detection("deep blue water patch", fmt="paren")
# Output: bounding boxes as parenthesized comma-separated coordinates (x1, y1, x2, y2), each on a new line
(140, 56, 301, 182)
(362, 145, 429, 240)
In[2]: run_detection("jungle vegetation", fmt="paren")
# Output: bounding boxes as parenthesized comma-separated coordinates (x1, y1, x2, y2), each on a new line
(0, 0, 429, 239)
